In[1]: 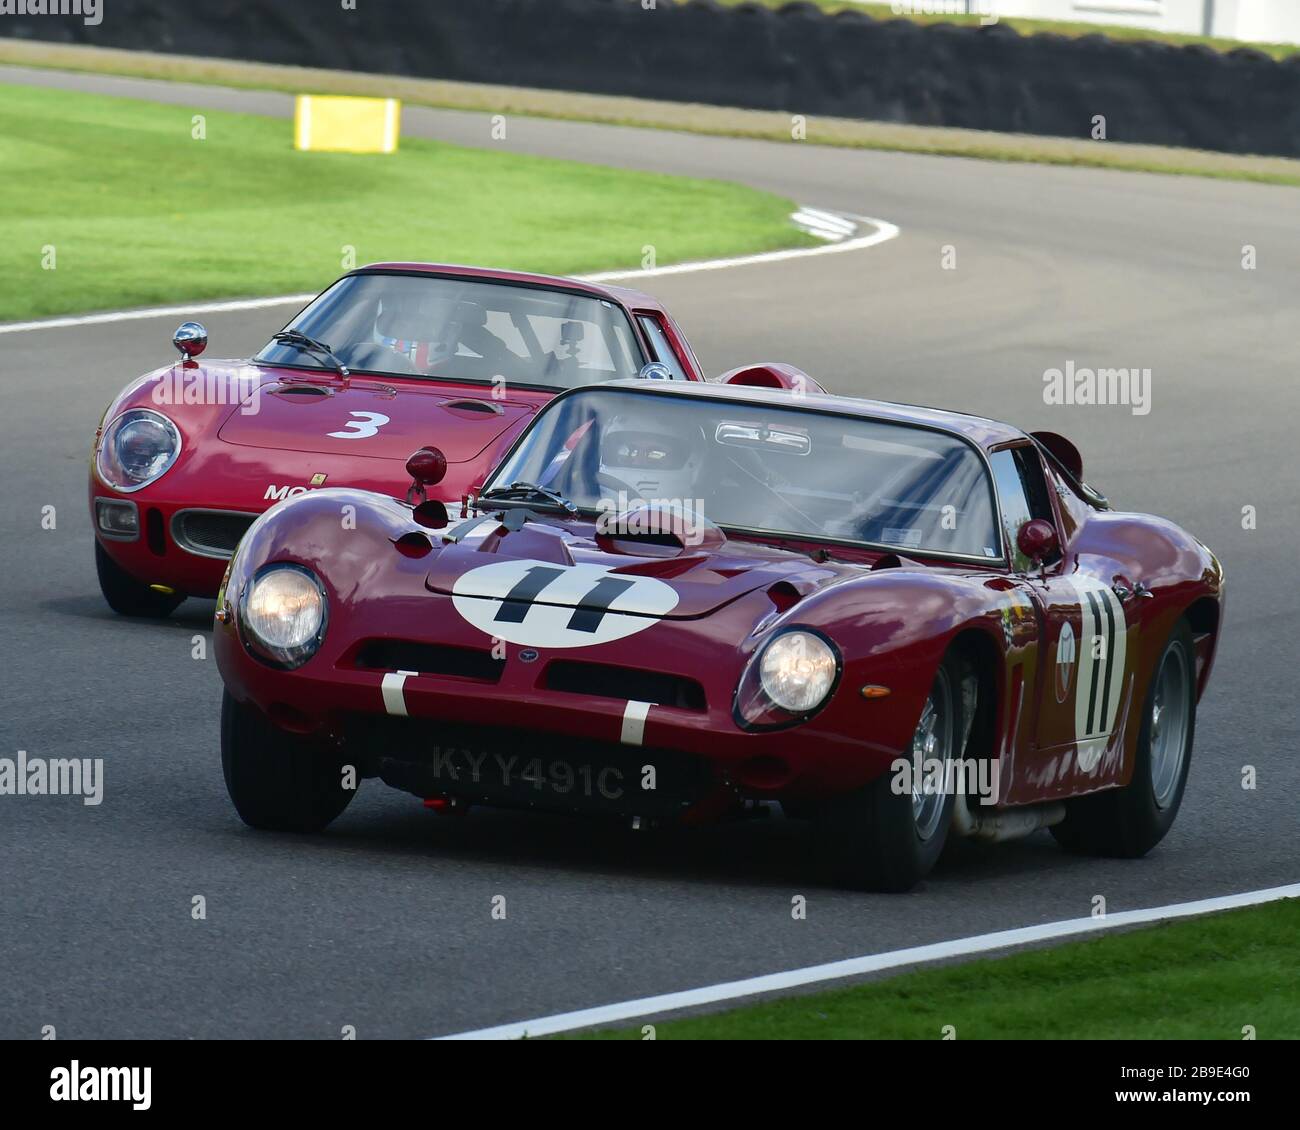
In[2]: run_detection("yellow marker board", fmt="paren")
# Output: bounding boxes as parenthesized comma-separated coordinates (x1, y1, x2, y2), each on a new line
(294, 95, 401, 154)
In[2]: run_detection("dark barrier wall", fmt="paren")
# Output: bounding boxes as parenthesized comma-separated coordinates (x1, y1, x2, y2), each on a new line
(6, 0, 1300, 157)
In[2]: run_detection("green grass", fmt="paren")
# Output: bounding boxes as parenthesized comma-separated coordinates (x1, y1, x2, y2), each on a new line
(573, 899, 1300, 1039)
(0, 83, 812, 322)
(729, 0, 1300, 60)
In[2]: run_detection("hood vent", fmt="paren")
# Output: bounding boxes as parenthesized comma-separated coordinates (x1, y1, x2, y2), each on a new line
(443, 398, 502, 415)
(269, 383, 332, 398)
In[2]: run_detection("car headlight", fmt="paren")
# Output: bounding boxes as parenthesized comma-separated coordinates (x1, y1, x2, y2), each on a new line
(735, 628, 840, 728)
(760, 631, 839, 712)
(96, 408, 181, 492)
(240, 565, 327, 668)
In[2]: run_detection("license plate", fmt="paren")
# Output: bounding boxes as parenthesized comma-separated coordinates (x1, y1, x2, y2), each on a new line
(367, 718, 714, 817)
(426, 744, 629, 803)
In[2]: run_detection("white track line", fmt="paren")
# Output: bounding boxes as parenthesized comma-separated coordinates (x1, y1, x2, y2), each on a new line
(584, 212, 898, 282)
(0, 293, 318, 336)
(0, 211, 899, 336)
(436, 882, 1300, 1039)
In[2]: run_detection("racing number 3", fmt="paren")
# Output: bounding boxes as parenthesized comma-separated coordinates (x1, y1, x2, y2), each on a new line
(328, 411, 391, 440)
(494, 565, 636, 633)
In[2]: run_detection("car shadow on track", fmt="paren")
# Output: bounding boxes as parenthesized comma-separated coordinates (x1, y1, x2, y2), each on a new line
(273, 792, 1085, 894)
(43, 594, 216, 628)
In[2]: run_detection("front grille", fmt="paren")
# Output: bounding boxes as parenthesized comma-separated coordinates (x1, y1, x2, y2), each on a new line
(354, 640, 505, 683)
(171, 510, 256, 559)
(544, 660, 706, 711)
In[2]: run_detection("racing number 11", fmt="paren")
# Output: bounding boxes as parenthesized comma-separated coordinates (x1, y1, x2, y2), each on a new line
(494, 565, 636, 633)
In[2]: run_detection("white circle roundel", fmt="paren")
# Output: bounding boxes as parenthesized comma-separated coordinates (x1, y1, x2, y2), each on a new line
(451, 559, 679, 648)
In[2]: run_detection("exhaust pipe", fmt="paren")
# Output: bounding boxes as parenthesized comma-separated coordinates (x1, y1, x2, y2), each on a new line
(952, 793, 1065, 843)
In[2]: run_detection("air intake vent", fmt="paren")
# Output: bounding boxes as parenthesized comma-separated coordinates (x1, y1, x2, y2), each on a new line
(355, 640, 504, 683)
(172, 510, 256, 560)
(544, 661, 705, 711)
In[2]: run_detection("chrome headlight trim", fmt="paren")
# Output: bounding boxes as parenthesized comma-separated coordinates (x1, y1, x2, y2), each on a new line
(238, 563, 329, 670)
(95, 408, 183, 494)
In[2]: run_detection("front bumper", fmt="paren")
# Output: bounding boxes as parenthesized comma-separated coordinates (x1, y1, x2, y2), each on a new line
(90, 487, 254, 598)
(215, 607, 905, 816)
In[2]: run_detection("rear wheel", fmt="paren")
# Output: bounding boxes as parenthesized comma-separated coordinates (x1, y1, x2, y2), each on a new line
(1051, 620, 1196, 857)
(221, 691, 356, 832)
(95, 541, 184, 617)
(816, 655, 963, 892)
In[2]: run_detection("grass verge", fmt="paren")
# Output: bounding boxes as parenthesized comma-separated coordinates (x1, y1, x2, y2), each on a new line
(3, 40, 1299, 191)
(0, 82, 811, 322)
(572, 899, 1299, 1039)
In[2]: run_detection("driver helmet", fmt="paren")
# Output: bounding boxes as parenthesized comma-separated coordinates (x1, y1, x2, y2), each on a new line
(598, 418, 705, 516)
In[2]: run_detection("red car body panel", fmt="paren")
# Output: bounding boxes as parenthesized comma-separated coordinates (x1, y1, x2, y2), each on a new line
(213, 382, 1225, 818)
(89, 264, 703, 599)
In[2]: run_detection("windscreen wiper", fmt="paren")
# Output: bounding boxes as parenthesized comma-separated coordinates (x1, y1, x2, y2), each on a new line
(271, 330, 351, 379)
(479, 481, 578, 515)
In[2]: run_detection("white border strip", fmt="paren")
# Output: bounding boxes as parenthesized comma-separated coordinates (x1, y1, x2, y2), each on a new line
(619, 700, 653, 746)
(436, 882, 1300, 1039)
(380, 670, 417, 717)
(0, 210, 898, 336)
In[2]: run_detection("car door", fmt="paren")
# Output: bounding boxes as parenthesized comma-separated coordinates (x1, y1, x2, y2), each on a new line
(989, 443, 1136, 794)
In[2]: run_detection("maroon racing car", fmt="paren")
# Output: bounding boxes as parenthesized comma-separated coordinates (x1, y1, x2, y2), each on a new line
(213, 380, 1224, 891)
(89, 263, 707, 617)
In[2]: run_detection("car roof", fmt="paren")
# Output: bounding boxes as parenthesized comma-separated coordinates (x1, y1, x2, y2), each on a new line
(592, 379, 1029, 451)
(352, 262, 665, 311)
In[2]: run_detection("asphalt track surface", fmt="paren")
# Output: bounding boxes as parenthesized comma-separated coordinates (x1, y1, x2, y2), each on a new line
(1, 67, 1297, 1039)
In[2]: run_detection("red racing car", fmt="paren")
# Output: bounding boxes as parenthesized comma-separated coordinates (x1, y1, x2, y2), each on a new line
(88, 263, 707, 617)
(214, 380, 1224, 890)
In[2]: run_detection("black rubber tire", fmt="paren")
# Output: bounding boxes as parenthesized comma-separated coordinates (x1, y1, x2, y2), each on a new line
(815, 655, 963, 892)
(1050, 619, 1196, 858)
(221, 691, 356, 833)
(94, 540, 184, 618)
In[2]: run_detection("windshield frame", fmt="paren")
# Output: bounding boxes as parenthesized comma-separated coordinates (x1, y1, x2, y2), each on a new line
(252, 269, 650, 392)
(480, 384, 1009, 567)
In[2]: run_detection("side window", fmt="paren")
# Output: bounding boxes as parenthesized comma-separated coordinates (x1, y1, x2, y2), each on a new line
(636, 315, 689, 380)
(990, 446, 1059, 572)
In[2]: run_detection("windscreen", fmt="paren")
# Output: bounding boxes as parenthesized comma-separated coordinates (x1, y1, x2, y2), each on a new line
(487, 389, 1002, 560)
(255, 272, 645, 388)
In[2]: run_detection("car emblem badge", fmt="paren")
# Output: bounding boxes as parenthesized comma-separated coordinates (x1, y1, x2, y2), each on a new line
(310, 473, 328, 486)
(518, 648, 539, 663)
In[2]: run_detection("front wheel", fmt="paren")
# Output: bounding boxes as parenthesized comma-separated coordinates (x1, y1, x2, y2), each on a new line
(815, 655, 963, 892)
(1051, 619, 1196, 858)
(221, 692, 356, 832)
(94, 541, 184, 618)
